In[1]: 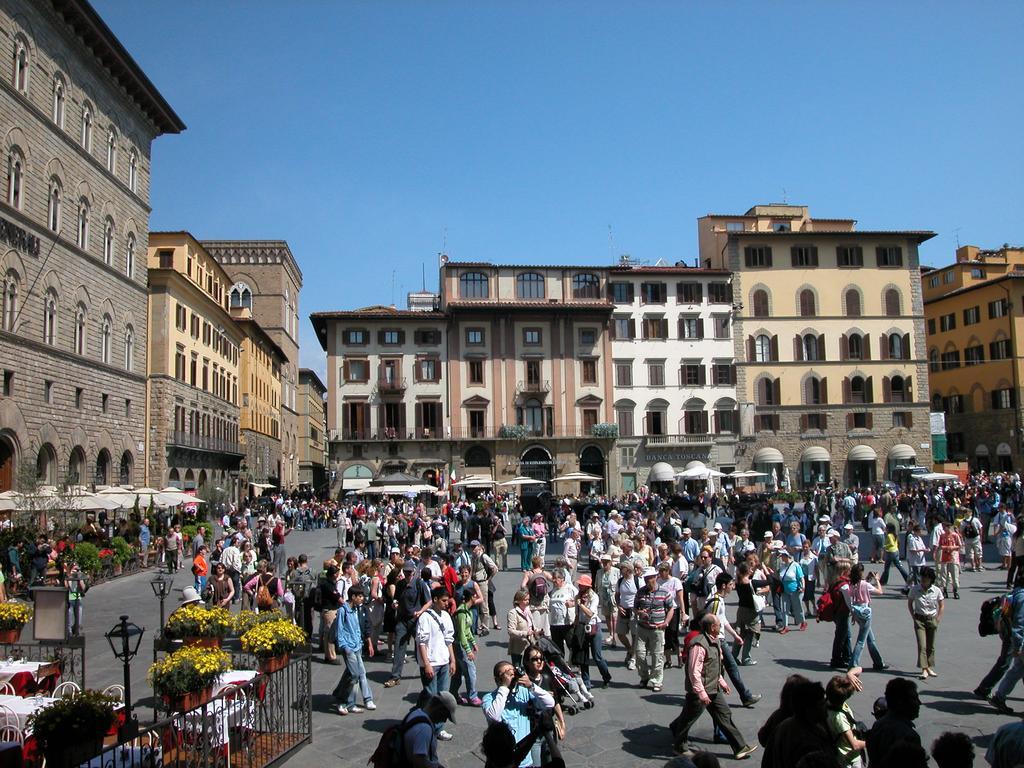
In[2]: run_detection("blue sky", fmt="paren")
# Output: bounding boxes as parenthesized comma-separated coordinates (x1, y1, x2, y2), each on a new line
(94, 1, 1024, 377)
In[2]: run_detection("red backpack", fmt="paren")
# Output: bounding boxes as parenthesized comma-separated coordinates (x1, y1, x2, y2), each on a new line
(816, 577, 849, 623)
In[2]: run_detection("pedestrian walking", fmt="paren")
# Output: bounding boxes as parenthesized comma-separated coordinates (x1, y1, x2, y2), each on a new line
(331, 585, 376, 715)
(989, 572, 1024, 713)
(414, 587, 456, 741)
(841, 564, 887, 671)
(574, 575, 612, 689)
(450, 588, 481, 706)
(906, 566, 943, 680)
(879, 523, 910, 588)
(937, 524, 963, 599)
(634, 566, 673, 693)
(775, 550, 806, 633)
(471, 540, 500, 631)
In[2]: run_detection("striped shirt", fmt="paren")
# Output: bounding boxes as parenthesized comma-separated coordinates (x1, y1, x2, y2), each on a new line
(634, 585, 672, 628)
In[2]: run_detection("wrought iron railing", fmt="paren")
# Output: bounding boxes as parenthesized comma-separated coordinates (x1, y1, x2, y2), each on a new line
(0, 635, 86, 690)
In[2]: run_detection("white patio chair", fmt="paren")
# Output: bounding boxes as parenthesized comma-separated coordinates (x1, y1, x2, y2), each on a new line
(101, 684, 125, 702)
(51, 681, 80, 698)
(0, 705, 18, 730)
(0, 724, 22, 744)
(0, 683, 15, 696)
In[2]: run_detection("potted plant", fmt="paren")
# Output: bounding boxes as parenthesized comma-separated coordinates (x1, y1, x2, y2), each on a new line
(240, 619, 307, 674)
(231, 609, 285, 638)
(164, 604, 232, 647)
(71, 542, 101, 577)
(110, 536, 132, 575)
(148, 645, 231, 711)
(0, 602, 32, 643)
(26, 689, 117, 768)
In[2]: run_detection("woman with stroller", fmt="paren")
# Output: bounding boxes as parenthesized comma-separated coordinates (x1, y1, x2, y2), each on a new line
(572, 575, 612, 690)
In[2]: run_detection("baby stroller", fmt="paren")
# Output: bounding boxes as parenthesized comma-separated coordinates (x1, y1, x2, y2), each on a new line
(535, 636, 595, 715)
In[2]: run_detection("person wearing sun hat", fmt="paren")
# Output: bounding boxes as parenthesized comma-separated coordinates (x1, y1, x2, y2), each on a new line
(575, 574, 612, 689)
(634, 566, 674, 692)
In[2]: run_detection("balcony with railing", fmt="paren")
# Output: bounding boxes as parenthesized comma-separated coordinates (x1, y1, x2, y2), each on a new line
(328, 425, 621, 442)
(516, 380, 551, 396)
(170, 431, 244, 455)
(643, 433, 714, 446)
(375, 376, 407, 394)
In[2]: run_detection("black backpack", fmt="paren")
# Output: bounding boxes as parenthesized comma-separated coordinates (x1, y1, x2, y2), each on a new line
(368, 713, 432, 768)
(979, 594, 1006, 637)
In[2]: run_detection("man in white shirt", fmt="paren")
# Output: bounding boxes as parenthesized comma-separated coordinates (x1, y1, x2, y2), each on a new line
(416, 586, 457, 741)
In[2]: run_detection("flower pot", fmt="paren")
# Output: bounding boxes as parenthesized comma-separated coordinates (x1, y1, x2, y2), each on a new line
(0, 626, 23, 644)
(113, 563, 123, 576)
(161, 686, 213, 712)
(182, 636, 221, 648)
(258, 653, 290, 675)
(43, 739, 104, 768)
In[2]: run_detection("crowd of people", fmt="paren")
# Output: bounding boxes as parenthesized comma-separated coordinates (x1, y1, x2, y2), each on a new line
(152, 474, 1024, 767)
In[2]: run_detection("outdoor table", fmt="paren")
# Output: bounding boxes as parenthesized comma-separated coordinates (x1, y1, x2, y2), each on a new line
(0, 695, 124, 764)
(0, 662, 61, 696)
(212, 670, 258, 697)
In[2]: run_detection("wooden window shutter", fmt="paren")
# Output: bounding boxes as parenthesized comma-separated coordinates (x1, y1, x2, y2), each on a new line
(840, 334, 849, 361)
(791, 247, 799, 268)
(747, 336, 756, 362)
(903, 333, 911, 360)
(629, 319, 636, 339)
(730, 364, 737, 385)
(821, 377, 828, 404)
(803, 377, 812, 404)
(377, 330, 386, 345)
(770, 335, 779, 361)
(414, 403, 422, 431)
(701, 411, 709, 433)
(398, 330, 406, 344)
(609, 321, 617, 340)
(905, 375, 912, 399)
(866, 412, 873, 430)
(818, 334, 826, 361)
(846, 413, 854, 430)
(695, 283, 703, 302)
(697, 319, 705, 338)
(800, 414, 808, 431)
(773, 378, 781, 405)
(660, 319, 668, 338)
(341, 404, 349, 431)
(677, 318, 684, 339)
(342, 360, 350, 381)
(698, 365, 707, 386)
(676, 282, 685, 300)
(863, 334, 872, 360)
(794, 335, 803, 362)
(843, 377, 851, 404)
(414, 330, 422, 345)
(906, 411, 913, 429)
(712, 410, 718, 433)
(882, 376, 892, 403)
(866, 376, 874, 403)
(879, 333, 889, 360)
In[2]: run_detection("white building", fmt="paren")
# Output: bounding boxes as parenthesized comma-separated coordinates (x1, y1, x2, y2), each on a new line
(608, 261, 738, 491)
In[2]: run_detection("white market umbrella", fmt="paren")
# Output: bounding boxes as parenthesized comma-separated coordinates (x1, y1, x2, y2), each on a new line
(675, 467, 727, 480)
(729, 470, 767, 478)
(157, 488, 206, 506)
(706, 474, 716, 495)
(452, 475, 495, 487)
(498, 477, 548, 487)
(770, 468, 779, 488)
(551, 472, 602, 483)
(782, 467, 791, 489)
(914, 472, 959, 482)
(63, 492, 121, 511)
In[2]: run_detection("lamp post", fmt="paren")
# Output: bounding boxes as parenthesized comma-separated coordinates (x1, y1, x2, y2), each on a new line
(286, 577, 308, 634)
(105, 615, 144, 737)
(149, 566, 174, 636)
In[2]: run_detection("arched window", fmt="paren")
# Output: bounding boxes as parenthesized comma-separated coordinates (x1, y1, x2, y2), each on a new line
(845, 289, 861, 317)
(52, 74, 65, 128)
(106, 127, 117, 173)
(119, 452, 132, 485)
(74, 303, 86, 355)
(80, 101, 93, 151)
(94, 449, 110, 486)
(752, 289, 769, 318)
(125, 232, 136, 278)
(888, 333, 904, 360)
(757, 377, 777, 405)
(755, 334, 772, 362)
(12, 38, 29, 93)
(128, 149, 138, 192)
(848, 333, 864, 360)
(124, 325, 134, 371)
(2, 270, 18, 332)
(799, 289, 816, 317)
(850, 375, 868, 403)
(6, 149, 24, 209)
(43, 289, 56, 345)
(932, 393, 942, 411)
(516, 272, 545, 299)
(230, 283, 252, 309)
(929, 348, 939, 373)
(102, 218, 114, 264)
(76, 198, 89, 249)
(572, 273, 600, 299)
(47, 179, 61, 232)
(891, 375, 906, 402)
(804, 376, 824, 405)
(884, 288, 901, 317)
(459, 271, 488, 299)
(802, 333, 819, 361)
(100, 313, 111, 363)
(67, 447, 85, 486)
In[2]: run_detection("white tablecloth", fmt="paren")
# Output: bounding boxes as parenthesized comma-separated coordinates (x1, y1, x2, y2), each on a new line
(212, 670, 258, 697)
(0, 661, 58, 687)
(0, 694, 50, 730)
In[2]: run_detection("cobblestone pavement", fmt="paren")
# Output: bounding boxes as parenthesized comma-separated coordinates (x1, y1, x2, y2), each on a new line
(76, 527, 1022, 766)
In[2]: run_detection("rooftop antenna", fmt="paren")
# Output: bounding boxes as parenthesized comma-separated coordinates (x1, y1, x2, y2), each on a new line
(422, 263, 426, 292)
(391, 270, 396, 307)
(953, 227, 962, 248)
(781, 187, 788, 204)
(608, 225, 615, 261)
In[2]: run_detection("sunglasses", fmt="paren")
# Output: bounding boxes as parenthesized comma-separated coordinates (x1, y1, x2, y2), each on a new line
(528, 656, 544, 662)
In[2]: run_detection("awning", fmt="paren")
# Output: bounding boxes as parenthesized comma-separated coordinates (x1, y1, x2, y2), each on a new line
(249, 482, 275, 491)
(752, 447, 784, 464)
(976, 444, 990, 456)
(848, 445, 877, 462)
(888, 444, 916, 461)
(648, 462, 676, 482)
(684, 460, 707, 471)
(998, 443, 1012, 456)
(341, 478, 372, 491)
(800, 446, 830, 463)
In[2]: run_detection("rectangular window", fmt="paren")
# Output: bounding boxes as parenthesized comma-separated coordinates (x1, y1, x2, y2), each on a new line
(876, 245, 904, 267)
(928, 275, 940, 288)
(158, 249, 173, 269)
(991, 339, 1012, 360)
(852, 412, 869, 429)
(939, 313, 956, 332)
(989, 299, 1009, 319)
(677, 282, 703, 304)
(892, 411, 909, 428)
(101, 393, 108, 413)
(806, 413, 826, 431)
(581, 359, 597, 385)
(418, 358, 438, 382)
(1, 371, 11, 396)
(682, 363, 702, 386)
(963, 306, 981, 325)
(125, 398, 131, 418)
(615, 361, 632, 387)
(942, 270, 954, 284)
(466, 328, 484, 345)
(617, 410, 634, 438)
(344, 329, 367, 345)
(610, 283, 633, 304)
(679, 317, 702, 339)
(964, 345, 985, 366)
(726, 221, 745, 232)
(940, 350, 961, 370)
(468, 360, 484, 384)
(579, 328, 597, 346)
(837, 245, 864, 268)
(971, 268, 986, 279)
(382, 330, 400, 345)
(927, 318, 936, 335)
(641, 317, 668, 340)
(708, 282, 730, 304)
(44, 380, 53, 404)
(640, 282, 667, 304)
(174, 346, 186, 381)
(346, 359, 368, 382)
(646, 410, 666, 436)
(525, 360, 541, 386)
(414, 329, 441, 345)
(523, 328, 542, 345)
(582, 408, 598, 432)
(744, 246, 772, 268)
(711, 315, 730, 339)
(992, 388, 1017, 410)
(790, 245, 819, 267)
(612, 317, 633, 340)
(647, 362, 665, 387)
(714, 363, 733, 386)
(74, 387, 83, 408)
(716, 409, 737, 434)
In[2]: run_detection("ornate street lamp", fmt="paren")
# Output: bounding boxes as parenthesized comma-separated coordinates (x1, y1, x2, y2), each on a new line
(149, 566, 174, 635)
(105, 615, 144, 736)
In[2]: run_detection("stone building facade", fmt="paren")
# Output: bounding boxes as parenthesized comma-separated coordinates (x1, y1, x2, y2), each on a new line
(146, 232, 243, 493)
(0, 0, 183, 492)
(297, 367, 327, 490)
(234, 313, 285, 489)
(204, 240, 302, 490)
(698, 205, 934, 488)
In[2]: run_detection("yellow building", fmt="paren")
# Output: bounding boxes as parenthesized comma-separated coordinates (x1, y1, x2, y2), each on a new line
(698, 205, 934, 488)
(233, 309, 286, 488)
(146, 233, 244, 493)
(298, 368, 327, 491)
(923, 245, 1024, 471)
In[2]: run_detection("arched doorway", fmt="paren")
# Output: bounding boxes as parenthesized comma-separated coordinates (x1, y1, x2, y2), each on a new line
(67, 447, 86, 486)
(184, 469, 196, 490)
(198, 469, 208, 491)
(94, 449, 111, 486)
(579, 445, 604, 493)
(36, 444, 56, 486)
(520, 446, 553, 483)
(119, 452, 132, 486)
(168, 468, 181, 489)
(464, 445, 492, 470)
(421, 469, 438, 487)
(0, 434, 15, 492)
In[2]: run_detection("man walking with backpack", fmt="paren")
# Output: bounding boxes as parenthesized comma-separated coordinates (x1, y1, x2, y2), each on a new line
(820, 563, 852, 669)
(989, 572, 1024, 713)
(962, 509, 984, 572)
(415, 587, 456, 741)
(385, 561, 432, 688)
(368, 692, 457, 768)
